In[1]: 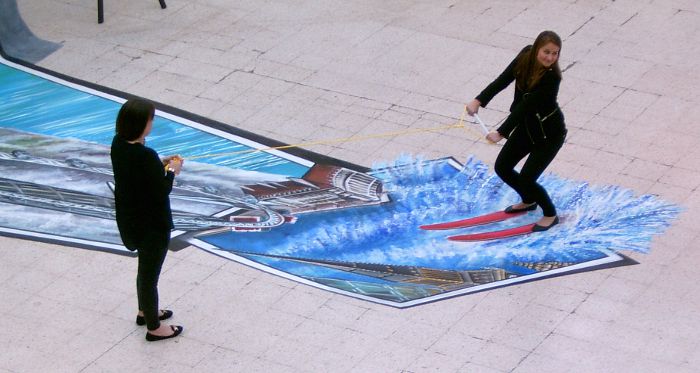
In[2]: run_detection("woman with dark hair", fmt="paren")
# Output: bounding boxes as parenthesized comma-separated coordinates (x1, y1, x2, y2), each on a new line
(466, 30, 567, 231)
(111, 98, 184, 341)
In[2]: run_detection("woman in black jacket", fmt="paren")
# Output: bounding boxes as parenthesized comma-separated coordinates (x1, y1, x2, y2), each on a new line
(111, 98, 184, 341)
(466, 31, 567, 231)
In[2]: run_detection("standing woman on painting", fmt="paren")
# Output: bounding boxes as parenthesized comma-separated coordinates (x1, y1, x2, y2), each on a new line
(111, 98, 184, 341)
(466, 30, 567, 231)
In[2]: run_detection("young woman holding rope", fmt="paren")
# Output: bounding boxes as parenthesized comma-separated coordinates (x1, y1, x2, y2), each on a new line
(466, 30, 567, 232)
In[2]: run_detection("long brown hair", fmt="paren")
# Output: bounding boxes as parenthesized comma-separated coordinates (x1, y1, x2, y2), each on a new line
(514, 30, 562, 91)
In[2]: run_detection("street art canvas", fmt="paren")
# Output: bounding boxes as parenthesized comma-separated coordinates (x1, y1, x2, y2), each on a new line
(0, 53, 680, 308)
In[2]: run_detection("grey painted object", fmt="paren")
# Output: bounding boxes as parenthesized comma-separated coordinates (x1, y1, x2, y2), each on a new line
(0, 0, 60, 62)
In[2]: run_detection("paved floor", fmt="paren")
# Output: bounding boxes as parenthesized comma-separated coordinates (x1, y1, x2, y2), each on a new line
(3, 0, 700, 372)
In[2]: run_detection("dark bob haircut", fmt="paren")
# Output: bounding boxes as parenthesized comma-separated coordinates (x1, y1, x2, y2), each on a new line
(115, 98, 156, 141)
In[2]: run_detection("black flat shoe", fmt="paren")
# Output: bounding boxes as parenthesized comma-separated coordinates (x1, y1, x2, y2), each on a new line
(145, 325, 183, 342)
(136, 309, 173, 326)
(504, 203, 537, 214)
(532, 216, 559, 232)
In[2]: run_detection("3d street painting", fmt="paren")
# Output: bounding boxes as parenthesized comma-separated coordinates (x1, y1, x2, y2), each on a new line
(0, 51, 681, 308)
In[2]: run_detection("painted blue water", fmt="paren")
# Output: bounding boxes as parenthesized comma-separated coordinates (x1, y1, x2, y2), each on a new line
(203, 156, 681, 290)
(0, 62, 307, 176)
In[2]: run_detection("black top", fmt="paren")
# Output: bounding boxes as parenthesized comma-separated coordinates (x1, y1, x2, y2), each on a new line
(111, 135, 174, 250)
(476, 46, 566, 143)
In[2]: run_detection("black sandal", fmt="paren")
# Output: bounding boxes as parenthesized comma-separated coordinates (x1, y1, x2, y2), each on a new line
(532, 216, 560, 232)
(136, 309, 173, 326)
(145, 325, 183, 342)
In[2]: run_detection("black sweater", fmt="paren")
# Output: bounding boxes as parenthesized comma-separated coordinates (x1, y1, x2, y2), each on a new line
(111, 135, 174, 250)
(476, 46, 566, 143)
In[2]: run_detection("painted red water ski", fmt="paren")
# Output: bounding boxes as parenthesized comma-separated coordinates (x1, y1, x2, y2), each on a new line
(419, 210, 527, 230)
(447, 223, 537, 242)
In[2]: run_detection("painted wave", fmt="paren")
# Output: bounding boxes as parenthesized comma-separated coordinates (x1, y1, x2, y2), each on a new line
(205, 155, 681, 274)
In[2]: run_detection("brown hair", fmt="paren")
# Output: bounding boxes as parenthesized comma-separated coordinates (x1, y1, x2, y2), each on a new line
(514, 30, 562, 91)
(115, 98, 155, 141)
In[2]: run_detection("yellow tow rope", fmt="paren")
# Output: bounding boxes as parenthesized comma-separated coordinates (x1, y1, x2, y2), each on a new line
(186, 106, 490, 161)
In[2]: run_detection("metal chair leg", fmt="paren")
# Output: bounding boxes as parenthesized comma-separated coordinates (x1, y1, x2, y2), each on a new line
(97, 0, 104, 24)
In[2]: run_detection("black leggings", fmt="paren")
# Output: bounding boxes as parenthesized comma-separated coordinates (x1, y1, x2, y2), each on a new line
(136, 230, 170, 330)
(494, 129, 565, 217)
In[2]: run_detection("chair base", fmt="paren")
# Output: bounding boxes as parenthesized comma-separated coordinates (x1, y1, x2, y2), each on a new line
(98, 0, 167, 24)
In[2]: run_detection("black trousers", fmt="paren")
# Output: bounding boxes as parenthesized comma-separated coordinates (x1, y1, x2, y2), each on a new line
(136, 229, 170, 330)
(494, 128, 566, 217)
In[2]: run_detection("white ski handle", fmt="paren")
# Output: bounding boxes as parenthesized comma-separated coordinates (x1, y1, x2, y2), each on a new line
(472, 113, 489, 135)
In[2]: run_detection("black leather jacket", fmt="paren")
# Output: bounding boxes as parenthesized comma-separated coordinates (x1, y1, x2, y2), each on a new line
(476, 46, 566, 144)
(111, 135, 174, 250)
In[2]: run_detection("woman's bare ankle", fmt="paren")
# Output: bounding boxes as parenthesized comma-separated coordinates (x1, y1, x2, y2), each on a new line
(537, 215, 557, 226)
(148, 323, 174, 336)
(514, 202, 535, 209)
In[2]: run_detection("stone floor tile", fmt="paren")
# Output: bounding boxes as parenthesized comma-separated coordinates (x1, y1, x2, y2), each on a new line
(270, 287, 331, 318)
(659, 167, 700, 190)
(646, 181, 693, 205)
(469, 341, 530, 372)
(621, 158, 670, 182)
(406, 350, 470, 373)
(387, 320, 445, 351)
(345, 308, 405, 339)
(3, 266, 58, 295)
(190, 347, 256, 372)
(428, 329, 486, 361)
(349, 339, 422, 373)
(160, 57, 231, 83)
(592, 275, 650, 304)
(511, 352, 575, 373)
